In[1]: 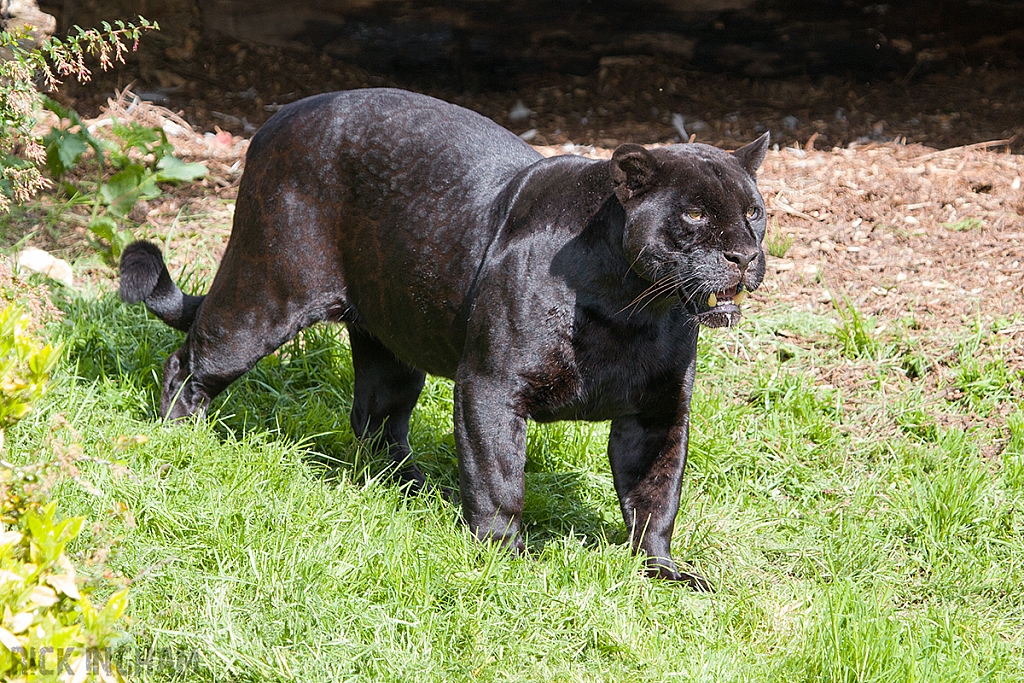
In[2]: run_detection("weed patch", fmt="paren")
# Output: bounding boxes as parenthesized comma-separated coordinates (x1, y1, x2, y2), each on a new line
(765, 218, 794, 258)
(941, 217, 984, 232)
(40, 98, 208, 263)
(832, 298, 880, 360)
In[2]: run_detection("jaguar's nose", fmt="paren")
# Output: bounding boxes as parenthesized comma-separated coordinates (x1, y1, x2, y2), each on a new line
(724, 248, 758, 272)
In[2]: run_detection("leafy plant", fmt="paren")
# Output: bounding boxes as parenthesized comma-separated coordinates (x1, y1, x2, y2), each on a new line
(954, 356, 1017, 414)
(901, 349, 931, 379)
(41, 97, 208, 261)
(0, 306, 60, 447)
(0, 18, 158, 212)
(895, 405, 940, 442)
(0, 305, 131, 681)
(0, 475, 130, 683)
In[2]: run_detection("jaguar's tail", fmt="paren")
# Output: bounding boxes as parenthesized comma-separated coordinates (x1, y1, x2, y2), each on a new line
(119, 241, 205, 332)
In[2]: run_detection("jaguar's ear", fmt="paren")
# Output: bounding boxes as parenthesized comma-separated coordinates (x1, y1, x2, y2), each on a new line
(611, 144, 657, 202)
(732, 131, 770, 176)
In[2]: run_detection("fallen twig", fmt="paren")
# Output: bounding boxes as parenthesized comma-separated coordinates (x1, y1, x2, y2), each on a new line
(910, 137, 1016, 162)
(769, 199, 823, 222)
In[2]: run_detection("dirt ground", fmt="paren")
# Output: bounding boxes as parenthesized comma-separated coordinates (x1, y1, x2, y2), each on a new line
(56, 35, 1024, 153)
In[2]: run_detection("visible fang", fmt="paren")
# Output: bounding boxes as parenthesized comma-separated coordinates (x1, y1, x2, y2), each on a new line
(734, 290, 746, 305)
(708, 292, 717, 308)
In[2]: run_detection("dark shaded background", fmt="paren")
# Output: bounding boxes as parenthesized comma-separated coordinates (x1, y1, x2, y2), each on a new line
(39, 0, 1024, 150)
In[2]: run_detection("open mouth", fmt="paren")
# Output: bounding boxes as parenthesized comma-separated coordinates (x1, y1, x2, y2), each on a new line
(693, 285, 747, 328)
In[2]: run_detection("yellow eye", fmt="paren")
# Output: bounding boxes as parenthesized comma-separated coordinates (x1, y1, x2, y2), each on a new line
(685, 208, 705, 221)
(745, 206, 760, 220)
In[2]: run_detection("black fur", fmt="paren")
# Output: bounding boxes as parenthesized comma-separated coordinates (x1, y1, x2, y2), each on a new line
(119, 241, 203, 332)
(120, 88, 770, 589)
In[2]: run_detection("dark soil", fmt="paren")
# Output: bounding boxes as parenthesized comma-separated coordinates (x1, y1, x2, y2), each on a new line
(53, 34, 1024, 154)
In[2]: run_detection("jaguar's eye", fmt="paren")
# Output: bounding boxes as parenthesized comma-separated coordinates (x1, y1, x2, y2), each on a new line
(685, 208, 705, 221)
(745, 206, 761, 220)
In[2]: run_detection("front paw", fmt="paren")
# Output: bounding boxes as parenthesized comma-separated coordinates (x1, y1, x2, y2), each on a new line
(471, 520, 526, 554)
(645, 557, 713, 591)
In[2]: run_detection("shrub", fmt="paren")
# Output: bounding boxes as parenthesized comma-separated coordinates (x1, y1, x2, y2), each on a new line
(0, 306, 59, 445)
(40, 97, 207, 261)
(0, 303, 132, 681)
(0, 18, 158, 212)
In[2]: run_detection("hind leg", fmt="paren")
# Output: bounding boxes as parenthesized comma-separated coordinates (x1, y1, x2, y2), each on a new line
(347, 326, 430, 494)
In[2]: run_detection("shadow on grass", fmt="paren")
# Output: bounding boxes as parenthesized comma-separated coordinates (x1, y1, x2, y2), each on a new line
(60, 292, 621, 553)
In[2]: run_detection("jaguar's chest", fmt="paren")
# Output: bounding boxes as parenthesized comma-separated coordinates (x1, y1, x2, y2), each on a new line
(522, 307, 699, 423)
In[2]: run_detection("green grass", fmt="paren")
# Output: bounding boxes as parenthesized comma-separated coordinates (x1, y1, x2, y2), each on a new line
(5, 279, 1024, 682)
(765, 218, 795, 258)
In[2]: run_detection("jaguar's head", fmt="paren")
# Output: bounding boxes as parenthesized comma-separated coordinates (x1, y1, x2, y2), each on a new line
(611, 133, 770, 328)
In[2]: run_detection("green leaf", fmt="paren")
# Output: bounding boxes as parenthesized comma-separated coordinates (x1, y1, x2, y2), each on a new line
(88, 215, 118, 244)
(61, 180, 83, 197)
(99, 165, 159, 216)
(112, 120, 173, 162)
(156, 155, 208, 182)
(111, 120, 160, 147)
(41, 96, 84, 126)
(100, 588, 130, 623)
(111, 226, 136, 259)
(53, 516, 86, 546)
(39, 96, 106, 171)
(41, 128, 90, 177)
(88, 216, 135, 261)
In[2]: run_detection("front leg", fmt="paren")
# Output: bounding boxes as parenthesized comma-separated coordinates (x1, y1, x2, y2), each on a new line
(453, 372, 528, 552)
(609, 415, 711, 590)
